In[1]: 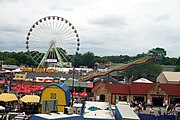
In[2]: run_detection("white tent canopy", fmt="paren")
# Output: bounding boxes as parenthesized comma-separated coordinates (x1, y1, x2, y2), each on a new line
(12, 68, 22, 72)
(133, 78, 153, 83)
(60, 77, 66, 81)
(0, 106, 5, 110)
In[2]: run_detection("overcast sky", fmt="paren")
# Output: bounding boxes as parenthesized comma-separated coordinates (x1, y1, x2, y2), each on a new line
(0, 0, 180, 57)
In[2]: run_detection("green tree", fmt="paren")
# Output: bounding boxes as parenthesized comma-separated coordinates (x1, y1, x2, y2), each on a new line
(82, 52, 95, 68)
(73, 53, 83, 68)
(174, 66, 180, 72)
(122, 60, 162, 82)
(4, 58, 19, 65)
(95, 56, 109, 63)
(135, 52, 147, 58)
(176, 57, 180, 65)
(163, 57, 177, 65)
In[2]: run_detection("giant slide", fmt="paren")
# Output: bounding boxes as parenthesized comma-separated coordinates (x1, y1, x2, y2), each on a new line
(78, 56, 151, 82)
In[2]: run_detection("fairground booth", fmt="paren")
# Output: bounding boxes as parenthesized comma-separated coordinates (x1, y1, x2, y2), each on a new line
(39, 82, 70, 113)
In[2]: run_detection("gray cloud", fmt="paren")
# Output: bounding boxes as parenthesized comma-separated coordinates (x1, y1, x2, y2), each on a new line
(80, 36, 103, 46)
(49, 5, 74, 11)
(0, 0, 18, 3)
(0, 0, 180, 57)
(0, 25, 22, 33)
(154, 14, 171, 22)
(88, 15, 128, 28)
(0, 36, 25, 52)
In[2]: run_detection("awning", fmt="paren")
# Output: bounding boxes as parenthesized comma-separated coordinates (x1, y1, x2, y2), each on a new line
(73, 92, 79, 96)
(20, 95, 40, 103)
(80, 92, 88, 97)
(0, 93, 18, 102)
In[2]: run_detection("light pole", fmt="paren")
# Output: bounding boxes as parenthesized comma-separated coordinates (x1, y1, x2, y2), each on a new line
(71, 50, 79, 107)
(0, 60, 3, 71)
(71, 32, 80, 107)
(71, 60, 75, 107)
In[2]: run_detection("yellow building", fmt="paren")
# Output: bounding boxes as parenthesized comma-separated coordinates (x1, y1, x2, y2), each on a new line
(39, 82, 70, 112)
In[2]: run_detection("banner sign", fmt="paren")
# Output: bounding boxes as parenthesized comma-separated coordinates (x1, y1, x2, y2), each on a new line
(20, 67, 59, 73)
(64, 81, 93, 88)
(14, 73, 27, 80)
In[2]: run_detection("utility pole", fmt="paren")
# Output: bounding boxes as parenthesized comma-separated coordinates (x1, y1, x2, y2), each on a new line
(71, 60, 75, 107)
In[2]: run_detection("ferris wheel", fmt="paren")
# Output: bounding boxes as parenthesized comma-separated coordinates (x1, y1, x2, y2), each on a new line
(26, 16, 80, 68)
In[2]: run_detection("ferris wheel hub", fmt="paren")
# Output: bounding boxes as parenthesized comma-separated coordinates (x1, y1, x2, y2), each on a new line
(50, 40, 56, 45)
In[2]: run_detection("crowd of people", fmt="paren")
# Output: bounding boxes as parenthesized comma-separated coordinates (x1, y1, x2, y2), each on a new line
(130, 101, 180, 116)
(166, 103, 180, 115)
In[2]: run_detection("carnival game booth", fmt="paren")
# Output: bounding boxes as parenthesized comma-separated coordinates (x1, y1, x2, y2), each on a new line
(39, 82, 70, 113)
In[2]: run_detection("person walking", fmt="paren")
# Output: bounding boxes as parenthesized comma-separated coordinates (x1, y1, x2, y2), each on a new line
(158, 107, 161, 115)
(150, 107, 154, 114)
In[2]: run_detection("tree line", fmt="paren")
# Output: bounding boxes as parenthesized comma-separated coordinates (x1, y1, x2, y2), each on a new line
(0, 48, 180, 68)
(0, 50, 180, 67)
(1, 47, 180, 82)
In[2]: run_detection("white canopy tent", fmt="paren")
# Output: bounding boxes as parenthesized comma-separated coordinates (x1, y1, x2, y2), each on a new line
(133, 78, 153, 83)
(12, 68, 22, 72)
(0, 106, 5, 110)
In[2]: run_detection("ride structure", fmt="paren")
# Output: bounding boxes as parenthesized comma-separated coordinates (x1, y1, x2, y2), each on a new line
(26, 16, 80, 68)
(78, 56, 152, 82)
(148, 48, 166, 60)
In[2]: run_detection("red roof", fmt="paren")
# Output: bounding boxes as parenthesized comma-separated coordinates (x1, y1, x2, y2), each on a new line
(130, 82, 156, 95)
(160, 84, 180, 96)
(92, 81, 102, 92)
(92, 81, 129, 95)
(106, 84, 129, 95)
(93, 81, 180, 96)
